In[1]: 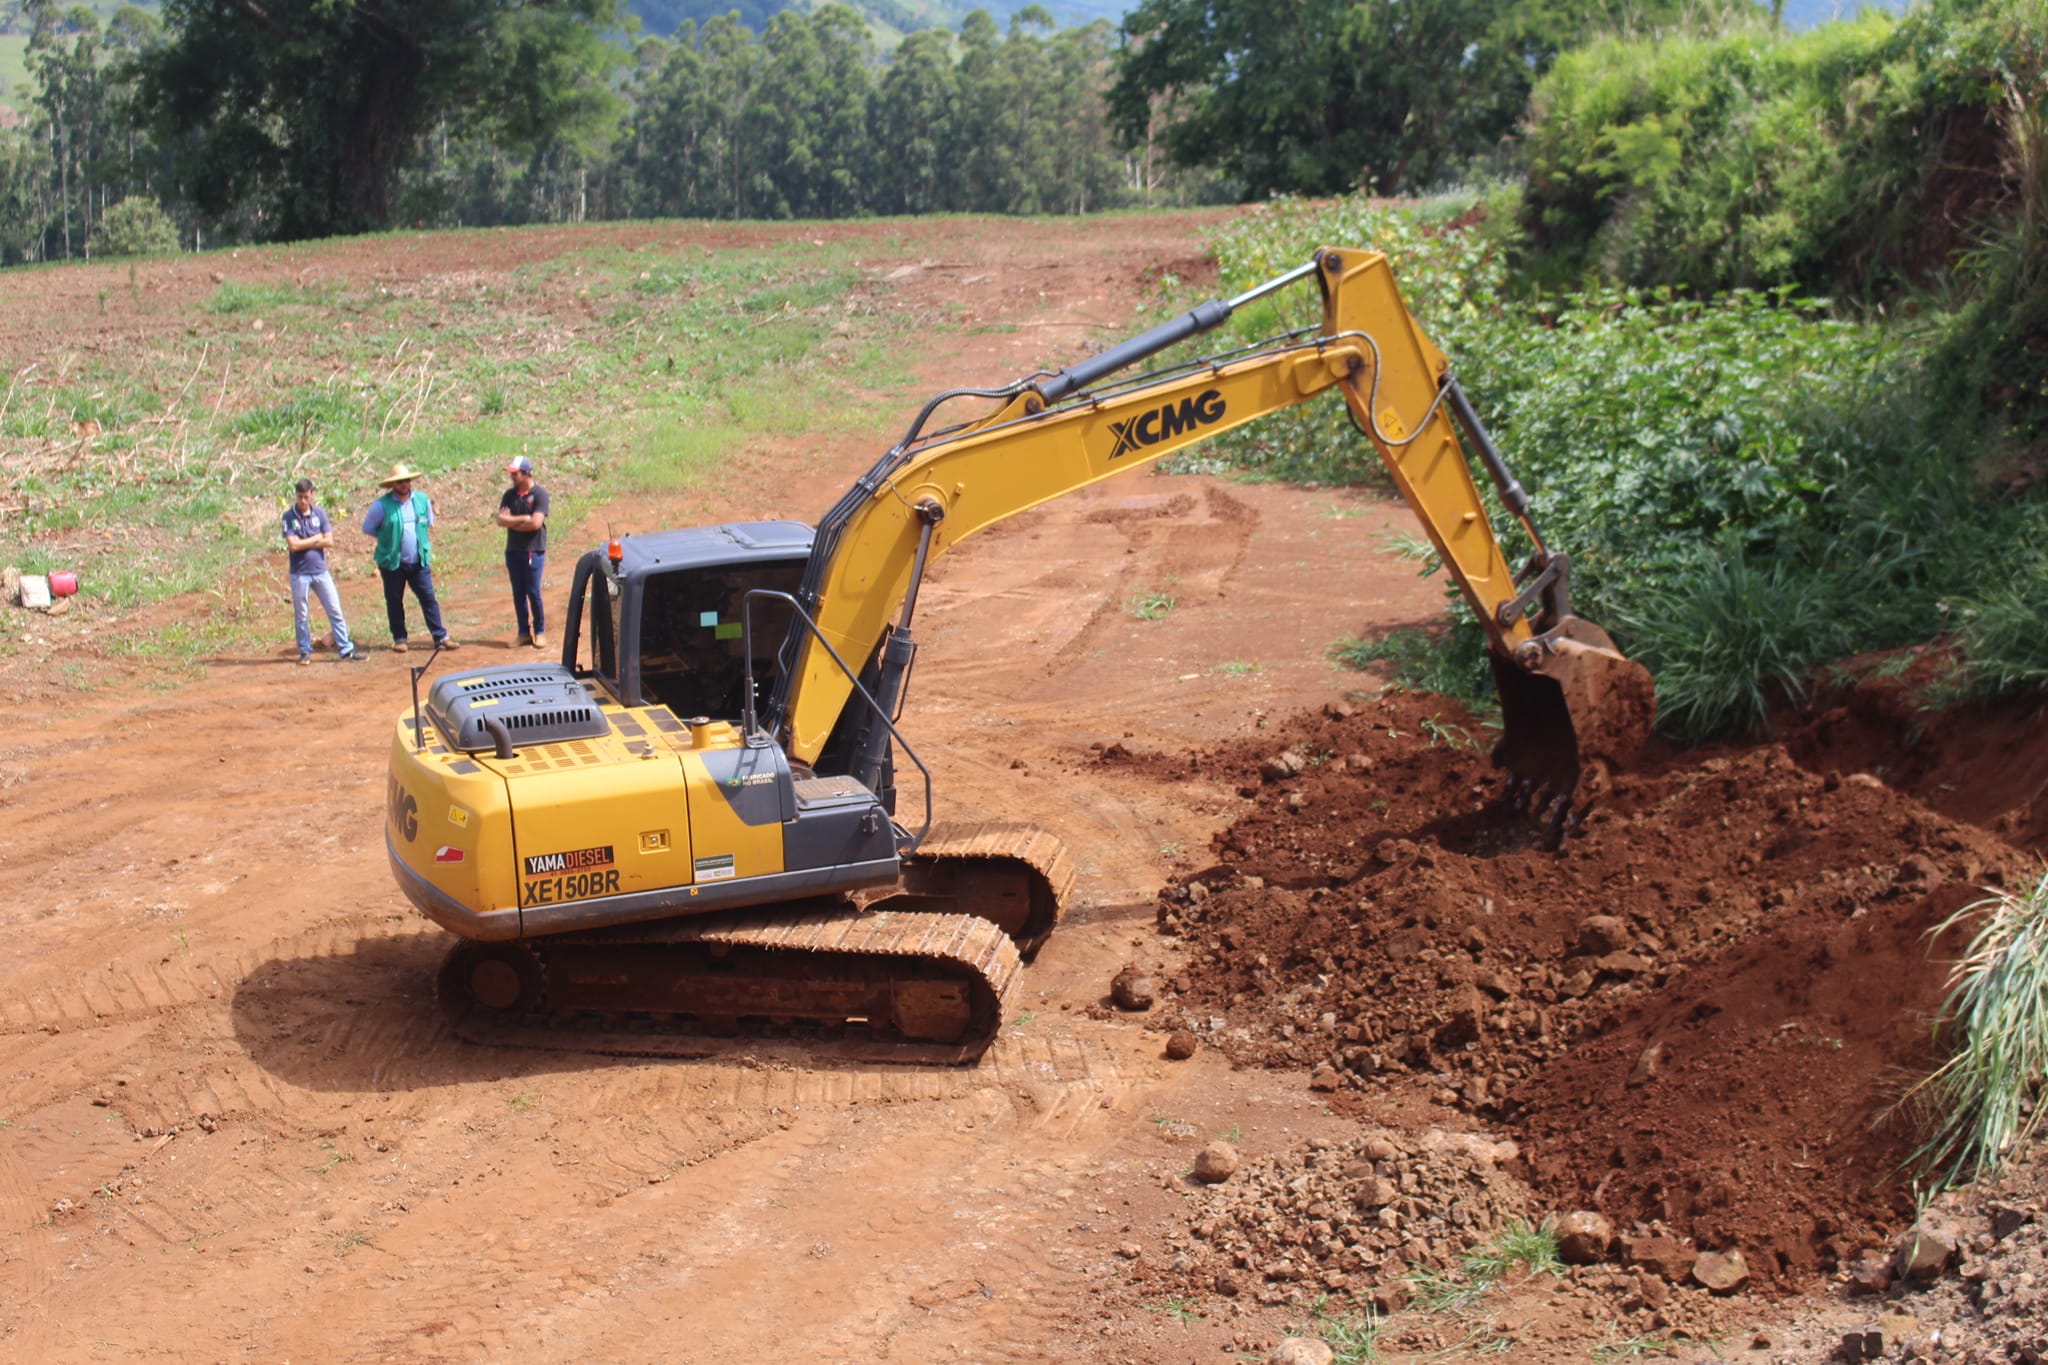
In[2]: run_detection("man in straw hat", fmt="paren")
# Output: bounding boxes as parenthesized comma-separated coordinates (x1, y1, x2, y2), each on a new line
(360, 463, 458, 653)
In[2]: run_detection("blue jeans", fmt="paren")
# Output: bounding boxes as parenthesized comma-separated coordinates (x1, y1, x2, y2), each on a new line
(378, 561, 447, 644)
(506, 549, 546, 637)
(292, 571, 354, 657)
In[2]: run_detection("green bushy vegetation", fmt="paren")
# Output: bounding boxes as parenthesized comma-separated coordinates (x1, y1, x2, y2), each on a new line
(94, 197, 179, 256)
(1192, 192, 2041, 741)
(1520, 0, 2048, 435)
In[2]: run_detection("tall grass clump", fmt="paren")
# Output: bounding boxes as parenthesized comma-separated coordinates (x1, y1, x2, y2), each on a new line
(1612, 533, 1854, 744)
(1909, 869, 2048, 1188)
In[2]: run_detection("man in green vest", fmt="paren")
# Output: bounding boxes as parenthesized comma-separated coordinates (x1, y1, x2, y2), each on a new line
(360, 463, 459, 653)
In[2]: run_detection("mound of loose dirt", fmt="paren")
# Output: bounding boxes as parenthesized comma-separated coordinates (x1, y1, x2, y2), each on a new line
(1131, 689, 2033, 1296)
(1166, 1126, 1533, 1303)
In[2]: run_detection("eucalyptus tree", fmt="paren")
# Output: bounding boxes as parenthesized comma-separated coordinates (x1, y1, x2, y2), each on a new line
(130, 0, 624, 239)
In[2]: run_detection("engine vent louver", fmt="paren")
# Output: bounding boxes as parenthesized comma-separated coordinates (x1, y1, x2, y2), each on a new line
(425, 664, 612, 753)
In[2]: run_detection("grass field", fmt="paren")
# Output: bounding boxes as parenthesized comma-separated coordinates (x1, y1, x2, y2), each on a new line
(0, 225, 945, 671)
(0, 35, 31, 117)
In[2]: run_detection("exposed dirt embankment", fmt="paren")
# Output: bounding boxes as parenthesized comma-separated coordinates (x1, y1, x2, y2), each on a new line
(1126, 686, 2039, 1301)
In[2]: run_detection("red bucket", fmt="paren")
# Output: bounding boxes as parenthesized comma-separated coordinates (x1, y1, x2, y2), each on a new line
(47, 571, 78, 597)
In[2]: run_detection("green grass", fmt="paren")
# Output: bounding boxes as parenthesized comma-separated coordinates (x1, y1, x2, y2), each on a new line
(1126, 589, 1177, 621)
(1297, 1295, 1382, 1363)
(0, 230, 944, 675)
(0, 35, 30, 115)
(1406, 1218, 1565, 1315)
(1906, 867, 2048, 1189)
(203, 282, 330, 315)
(1331, 625, 1491, 703)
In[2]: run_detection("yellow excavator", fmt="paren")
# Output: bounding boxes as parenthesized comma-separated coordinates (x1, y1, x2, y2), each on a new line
(384, 247, 1654, 1062)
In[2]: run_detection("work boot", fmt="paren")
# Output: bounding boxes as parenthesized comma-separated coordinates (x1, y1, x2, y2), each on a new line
(340, 648, 367, 663)
(531, 634, 547, 650)
(392, 640, 409, 654)
(298, 654, 311, 667)
(516, 632, 532, 648)
(436, 637, 460, 651)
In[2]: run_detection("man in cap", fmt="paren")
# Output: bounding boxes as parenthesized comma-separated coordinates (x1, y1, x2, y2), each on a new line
(282, 477, 367, 665)
(360, 463, 457, 653)
(496, 455, 550, 649)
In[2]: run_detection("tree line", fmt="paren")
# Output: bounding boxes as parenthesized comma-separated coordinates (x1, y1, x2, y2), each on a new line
(0, 0, 1217, 261)
(0, 0, 1693, 260)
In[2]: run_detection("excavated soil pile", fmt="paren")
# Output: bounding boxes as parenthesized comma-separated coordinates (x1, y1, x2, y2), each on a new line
(1166, 1127, 1533, 1305)
(1128, 689, 2034, 1294)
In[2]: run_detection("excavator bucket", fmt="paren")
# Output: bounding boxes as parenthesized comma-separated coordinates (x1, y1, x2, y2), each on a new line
(1488, 617, 1657, 834)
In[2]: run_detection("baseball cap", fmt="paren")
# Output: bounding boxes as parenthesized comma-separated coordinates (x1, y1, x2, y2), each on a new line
(506, 456, 533, 474)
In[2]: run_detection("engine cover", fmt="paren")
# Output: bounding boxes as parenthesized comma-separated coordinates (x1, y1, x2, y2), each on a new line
(426, 664, 611, 753)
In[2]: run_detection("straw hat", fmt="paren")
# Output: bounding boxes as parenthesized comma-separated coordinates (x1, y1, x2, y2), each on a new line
(378, 463, 423, 487)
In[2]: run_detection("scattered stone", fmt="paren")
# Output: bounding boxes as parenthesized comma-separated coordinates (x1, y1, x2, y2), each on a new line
(1628, 1040, 1665, 1086)
(1214, 1270, 1241, 1296)
(1848, 1253, 1895, 1295)
(1111, 966, 1157, 1011)
(1576, 915, 1628, 956)
(1991, 1204, 2031, 1241)
(1193, 1142, 1240, 1184)
(1895, 1210, 1965, 1283)
(1624, 1234, 1696, 1283)
(1117, 1242, 1142, 1260)
(1555, 1210, 1614, 1265)
(1308, 1063, 1341, 1091)
(1837, 1329, 1884, 1362)
(1692, 1247, 1749, 1293)
(1266, 1338, 1333, 1365)
(1164, 1029, 1199, 1060)
(1260, 751, 1307, 781)
(1896, 853, 1940, 885)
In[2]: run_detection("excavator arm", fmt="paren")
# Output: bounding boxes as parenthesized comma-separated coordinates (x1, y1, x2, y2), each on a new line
(771, 247, 1653, 829)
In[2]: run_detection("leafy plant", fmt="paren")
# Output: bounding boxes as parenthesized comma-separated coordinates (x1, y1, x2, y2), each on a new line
(1127, 589, 1177, 621)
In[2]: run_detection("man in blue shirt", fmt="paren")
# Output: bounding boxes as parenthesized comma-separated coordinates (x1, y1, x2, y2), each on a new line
(360, 463, 458, 653)
(282, 478, 365, 666)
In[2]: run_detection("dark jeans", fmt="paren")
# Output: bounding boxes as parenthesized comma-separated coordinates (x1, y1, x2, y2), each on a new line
(378, 561, 447, 644)
(506, 549, 546, 637)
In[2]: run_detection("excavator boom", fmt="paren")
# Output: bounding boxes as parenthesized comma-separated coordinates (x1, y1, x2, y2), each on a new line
(773, 247, 1653, 820)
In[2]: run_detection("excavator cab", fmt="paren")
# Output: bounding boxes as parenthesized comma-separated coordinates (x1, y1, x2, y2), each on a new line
(565, 521, 813, 721)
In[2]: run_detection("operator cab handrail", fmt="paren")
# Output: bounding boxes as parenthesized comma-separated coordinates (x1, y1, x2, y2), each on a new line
(740, 587, 935, 854)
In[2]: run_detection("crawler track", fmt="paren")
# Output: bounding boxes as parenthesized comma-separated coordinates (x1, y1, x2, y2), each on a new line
(440, 901, 1024, 1065)
(892, 821, 1075, 958)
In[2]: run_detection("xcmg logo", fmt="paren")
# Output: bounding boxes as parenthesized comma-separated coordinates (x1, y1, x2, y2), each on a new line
(1107, 388, 1227, 460)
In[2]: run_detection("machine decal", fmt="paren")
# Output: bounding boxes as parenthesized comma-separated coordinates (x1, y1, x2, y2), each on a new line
(387, 776, 418, 841)
(434, 845, 466, 863)
(520, 870, 621, 905)
(1108, 388, 1226, 460)
(524, 845, 615, 878)
(694, 853, 736, 882)
(447, 805, 470, 828)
